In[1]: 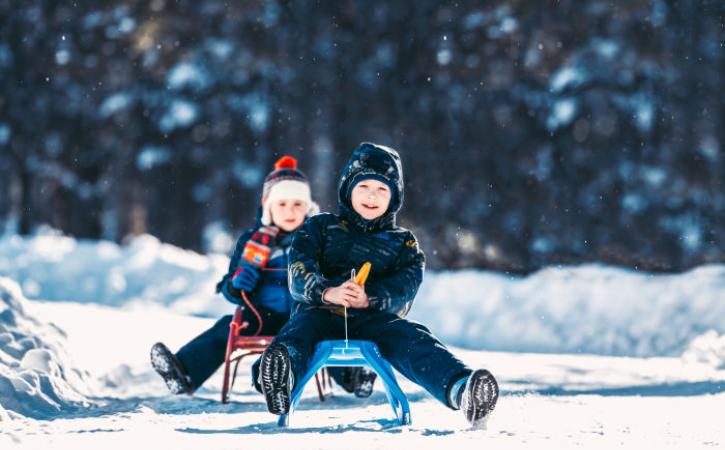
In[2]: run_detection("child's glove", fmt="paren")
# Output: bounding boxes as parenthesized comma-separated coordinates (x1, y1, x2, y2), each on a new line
(231, 261, 262, 292)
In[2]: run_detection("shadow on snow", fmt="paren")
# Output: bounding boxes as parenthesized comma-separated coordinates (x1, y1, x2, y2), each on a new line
(505, 380, 724, 397)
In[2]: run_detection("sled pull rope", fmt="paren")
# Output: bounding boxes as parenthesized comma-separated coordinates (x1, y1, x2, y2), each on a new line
(240, 267, 287, 336)
(344, 262, 371, 351)
(345, 269, 354, 350)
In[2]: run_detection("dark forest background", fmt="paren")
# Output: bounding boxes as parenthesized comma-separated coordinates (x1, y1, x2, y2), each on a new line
(0, 0, 723, 272)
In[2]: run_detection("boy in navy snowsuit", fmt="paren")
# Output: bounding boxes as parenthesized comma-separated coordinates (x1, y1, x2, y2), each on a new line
(259, 143, 499, 426)
(150, 156, 321, 394)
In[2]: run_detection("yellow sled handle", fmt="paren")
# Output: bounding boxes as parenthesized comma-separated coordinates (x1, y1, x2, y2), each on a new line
(354, 262, 372, 286)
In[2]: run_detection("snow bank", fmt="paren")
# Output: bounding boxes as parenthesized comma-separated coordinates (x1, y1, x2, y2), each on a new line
(0, 277, 93, 419)
(1, 231, 724, 357)
(682, 330, 725, 369)
(0, 230, 229, 317)
(411, 265, 725, 357)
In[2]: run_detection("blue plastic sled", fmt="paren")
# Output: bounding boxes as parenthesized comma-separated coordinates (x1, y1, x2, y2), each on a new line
(278, 339, 411, 427)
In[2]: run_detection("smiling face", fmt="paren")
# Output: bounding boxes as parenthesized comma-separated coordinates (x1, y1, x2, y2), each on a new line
(269, 199, 307, 232)
(350, 178, 392, 220)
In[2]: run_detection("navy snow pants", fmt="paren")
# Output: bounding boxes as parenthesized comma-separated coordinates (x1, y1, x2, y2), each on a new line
(176, 305, 289, 391)
(269, 308, 471, 408)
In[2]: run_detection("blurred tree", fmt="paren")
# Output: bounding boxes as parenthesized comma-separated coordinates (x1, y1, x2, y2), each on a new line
(0, 0, 722, 272)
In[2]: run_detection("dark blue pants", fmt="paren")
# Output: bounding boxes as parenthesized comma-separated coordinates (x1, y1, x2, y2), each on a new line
(270, 308, 471, 408)
(176, 306, 289, 391)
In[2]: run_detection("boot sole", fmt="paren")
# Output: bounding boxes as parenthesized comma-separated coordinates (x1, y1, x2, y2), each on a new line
(260, 344, 292, 415)
(463, 369, 499, 425)
(150, 343, 192, 395)
(354, 368, 377, 398)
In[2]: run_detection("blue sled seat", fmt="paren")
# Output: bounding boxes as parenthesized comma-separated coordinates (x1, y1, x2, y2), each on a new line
(278, 340, 411, 427)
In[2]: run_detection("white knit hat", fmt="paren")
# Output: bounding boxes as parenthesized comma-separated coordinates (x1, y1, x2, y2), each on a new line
(260, 156, 320, 226)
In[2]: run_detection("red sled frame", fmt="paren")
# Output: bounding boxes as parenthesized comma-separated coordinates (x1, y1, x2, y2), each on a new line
(220, 296, 331, 403)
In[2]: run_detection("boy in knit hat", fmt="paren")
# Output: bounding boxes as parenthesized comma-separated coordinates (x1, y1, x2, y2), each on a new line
(259, 143, 499, 427)
(150, 155, 320, 394)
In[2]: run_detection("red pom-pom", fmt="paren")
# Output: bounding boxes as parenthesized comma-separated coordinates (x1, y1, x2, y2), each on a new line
(274, 155, 298, 170)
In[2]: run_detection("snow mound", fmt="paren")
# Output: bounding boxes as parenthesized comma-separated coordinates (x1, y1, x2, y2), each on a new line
(0, 230, 229, 317)
(0, 277, 93, 419)
(411, 264, 725, 357)
(682, 330, 725, 369)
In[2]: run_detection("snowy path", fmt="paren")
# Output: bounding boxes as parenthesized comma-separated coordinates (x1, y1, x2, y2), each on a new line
(3, 300, 724, 449)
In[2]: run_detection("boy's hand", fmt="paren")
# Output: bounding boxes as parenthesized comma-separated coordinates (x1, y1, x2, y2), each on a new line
(344, 281, 369, 309)
(323, 281, 369, 309)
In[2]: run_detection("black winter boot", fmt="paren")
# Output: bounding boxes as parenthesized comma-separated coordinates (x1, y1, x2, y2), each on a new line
(260, 343, 293, 415)
(460, 369, 499, 427)
(353, 367, 377, 398)
(150, 342, 193, 395)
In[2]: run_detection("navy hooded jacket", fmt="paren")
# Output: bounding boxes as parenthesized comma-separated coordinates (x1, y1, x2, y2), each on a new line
(288, 143, 425, 317)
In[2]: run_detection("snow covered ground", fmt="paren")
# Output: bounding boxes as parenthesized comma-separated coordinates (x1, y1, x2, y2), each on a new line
(1, 231, 724, 449)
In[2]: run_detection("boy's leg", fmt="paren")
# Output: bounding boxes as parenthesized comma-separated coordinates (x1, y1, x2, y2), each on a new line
(326, 367, 354, 393)
(352, 313, 471, 408)
(259, 308, 340, 413)
(174, 306, 288, 392)
(151, 315, 236, 395)
(326, 366, 377, 397)
(265, 308, 342, 382)
(248, 309, 292, 393)
(173, 315, 234, 391)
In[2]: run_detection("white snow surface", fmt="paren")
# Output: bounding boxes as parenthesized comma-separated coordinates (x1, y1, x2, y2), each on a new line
(3, 297, 724, 449)
(0, 232, 724, 449)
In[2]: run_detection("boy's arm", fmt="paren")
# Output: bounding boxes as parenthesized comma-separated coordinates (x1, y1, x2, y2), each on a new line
(365, 232, 425, 316)
(288, 217, 331, 305)
(215, 229, 254, 303)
